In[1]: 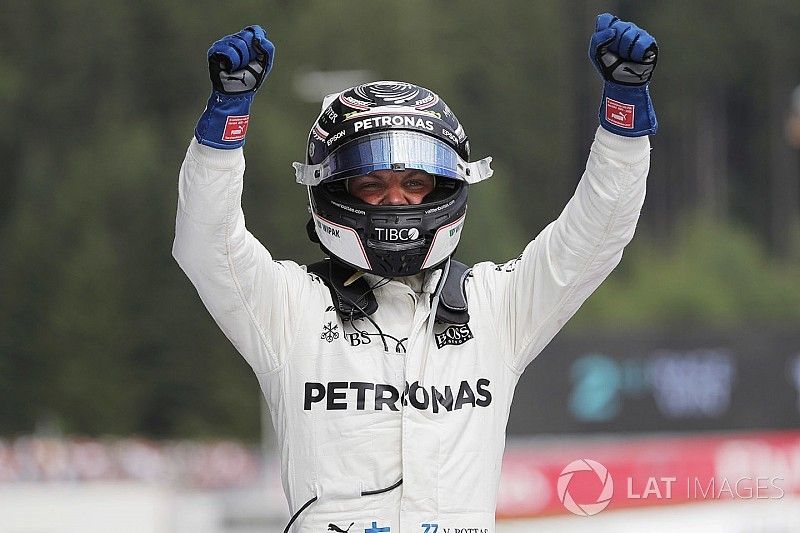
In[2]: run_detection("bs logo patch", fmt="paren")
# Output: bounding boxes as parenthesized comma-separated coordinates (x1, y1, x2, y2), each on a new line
(435, 324, 474, 349)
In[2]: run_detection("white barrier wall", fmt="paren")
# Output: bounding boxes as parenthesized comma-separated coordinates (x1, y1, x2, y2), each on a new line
(1, 484, 799, 533)
(498, 497, 800, 533)
(0, 483, 174, 533)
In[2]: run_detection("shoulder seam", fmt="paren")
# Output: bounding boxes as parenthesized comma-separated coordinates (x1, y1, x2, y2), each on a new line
(222, 173, 282, 370)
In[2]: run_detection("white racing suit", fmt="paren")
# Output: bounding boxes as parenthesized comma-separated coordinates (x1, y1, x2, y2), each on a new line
(173, 127, 649, 532)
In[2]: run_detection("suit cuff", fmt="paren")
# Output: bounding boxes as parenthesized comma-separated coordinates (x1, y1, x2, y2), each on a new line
(592, 126, 650, 166)
(188, 137, 245, 170)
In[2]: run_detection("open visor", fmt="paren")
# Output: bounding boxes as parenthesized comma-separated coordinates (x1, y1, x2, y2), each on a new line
(294, 130, 493, 186)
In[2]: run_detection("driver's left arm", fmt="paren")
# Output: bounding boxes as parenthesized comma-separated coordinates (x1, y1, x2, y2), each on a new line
(472, 128, 648, 373)
(470, 13, 657, 374)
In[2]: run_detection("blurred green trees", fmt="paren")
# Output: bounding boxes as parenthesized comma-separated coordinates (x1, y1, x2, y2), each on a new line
(1, 0, 799, 439)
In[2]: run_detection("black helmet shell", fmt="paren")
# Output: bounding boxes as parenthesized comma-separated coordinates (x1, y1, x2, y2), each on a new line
(307, 81, 470, 166)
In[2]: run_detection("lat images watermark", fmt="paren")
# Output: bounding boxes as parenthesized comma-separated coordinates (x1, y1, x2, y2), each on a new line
(625, 475, 785, 501)
(557, 459, 614, 516)
(557, 459, 786, 516)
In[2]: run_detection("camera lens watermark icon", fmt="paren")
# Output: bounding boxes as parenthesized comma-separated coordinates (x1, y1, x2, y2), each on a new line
(557, 459, 614, 516)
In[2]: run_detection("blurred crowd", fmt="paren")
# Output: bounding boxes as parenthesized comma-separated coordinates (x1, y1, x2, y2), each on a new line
(0, 437, 263, 488)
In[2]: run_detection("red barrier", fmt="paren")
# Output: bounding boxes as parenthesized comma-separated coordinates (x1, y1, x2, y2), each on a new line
(497, 430, 800, 518)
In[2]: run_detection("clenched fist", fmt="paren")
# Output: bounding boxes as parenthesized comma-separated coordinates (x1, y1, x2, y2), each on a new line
(195, 25, 276, 149)
(590, 14, 658, 86)
(208, 25, 274, 94)
(588, 13, 658, 137)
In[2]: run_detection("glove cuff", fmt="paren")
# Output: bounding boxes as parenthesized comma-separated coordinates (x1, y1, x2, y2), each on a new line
(598, 82, 657, 137)
(194, 91, 255, 149)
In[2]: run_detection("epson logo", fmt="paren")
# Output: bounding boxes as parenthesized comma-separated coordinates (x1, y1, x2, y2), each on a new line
(375, 228, 420, 241)
(441, 127, 459, 145)
(303, 379, 492, 413)
(326, 129, 346, 146)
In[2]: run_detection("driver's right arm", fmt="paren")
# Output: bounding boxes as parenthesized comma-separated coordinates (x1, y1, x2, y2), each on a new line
(172, 26, 308, 375)
(173, 141, 309, 375)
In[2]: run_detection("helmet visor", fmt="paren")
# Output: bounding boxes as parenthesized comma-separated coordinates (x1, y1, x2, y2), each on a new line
(294, 130, 493, 186)
(324, 130, 459, 182)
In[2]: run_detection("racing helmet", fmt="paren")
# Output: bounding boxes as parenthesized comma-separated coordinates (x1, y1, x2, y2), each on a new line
(293, 81, 493, 277)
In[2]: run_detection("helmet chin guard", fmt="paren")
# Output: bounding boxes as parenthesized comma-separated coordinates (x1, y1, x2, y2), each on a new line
(308, 179, 468, 277)
(295, 81, 492, 277)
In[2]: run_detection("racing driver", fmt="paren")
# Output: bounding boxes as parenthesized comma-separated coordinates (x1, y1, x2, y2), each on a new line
(173, 13, 658, 533)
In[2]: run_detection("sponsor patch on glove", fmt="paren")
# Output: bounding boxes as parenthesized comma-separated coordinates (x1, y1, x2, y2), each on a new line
(605, 98, 634, 129)
(222, 115, 250, 141)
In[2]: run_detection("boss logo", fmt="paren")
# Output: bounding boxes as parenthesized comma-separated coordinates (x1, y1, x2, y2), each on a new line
(375, 228, 420, 241)
(435, 324, 474, 349)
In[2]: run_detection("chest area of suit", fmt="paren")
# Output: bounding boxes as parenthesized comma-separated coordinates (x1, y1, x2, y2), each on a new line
(303, 296, 484, 358)
(289, 292, 501, 415)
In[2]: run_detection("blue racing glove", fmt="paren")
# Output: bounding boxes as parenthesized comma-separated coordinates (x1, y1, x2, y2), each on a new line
(589, 13, 658, 137)
(194, 25, 275, 149)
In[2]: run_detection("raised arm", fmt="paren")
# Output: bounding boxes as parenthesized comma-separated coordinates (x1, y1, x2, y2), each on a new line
(173, 26, 308, 374)
(473, 14, 658, 373)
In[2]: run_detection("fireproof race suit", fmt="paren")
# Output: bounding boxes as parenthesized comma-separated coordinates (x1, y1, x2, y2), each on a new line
(172, 126, 649, 532)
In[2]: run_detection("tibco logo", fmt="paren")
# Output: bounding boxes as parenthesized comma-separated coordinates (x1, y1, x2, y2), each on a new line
(375, 228, 420, 241)
(557, 459, 613, 516)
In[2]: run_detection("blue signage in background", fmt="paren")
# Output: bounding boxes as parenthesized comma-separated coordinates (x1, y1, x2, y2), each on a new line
(569, 354, 621, 422)
(569, 353, 649, 423)
(508, 329, 799, 435)
(646, 349, 735, 418)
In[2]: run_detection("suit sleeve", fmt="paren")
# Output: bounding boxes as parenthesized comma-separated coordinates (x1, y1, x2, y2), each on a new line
(172, 139, 310, 374)
(472, 127, 650, 373)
